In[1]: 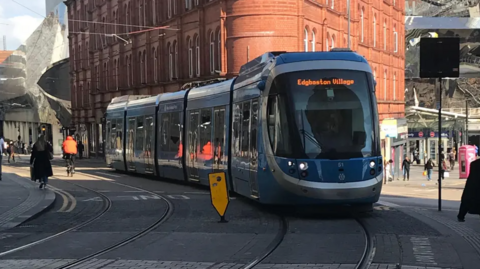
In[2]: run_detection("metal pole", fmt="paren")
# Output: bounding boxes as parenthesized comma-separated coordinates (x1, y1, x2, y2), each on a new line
(438, 77, 442, 212)
(347, 0, 351, 49)
(466, 99, 469, 145)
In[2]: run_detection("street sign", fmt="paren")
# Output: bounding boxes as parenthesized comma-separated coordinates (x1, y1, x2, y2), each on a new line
(430, 132, 435, 137)
(419, 131, 423, 138)
(208, 172, 229, 223)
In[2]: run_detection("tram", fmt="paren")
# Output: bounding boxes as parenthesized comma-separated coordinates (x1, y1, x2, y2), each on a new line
(105, 49, 383, 206)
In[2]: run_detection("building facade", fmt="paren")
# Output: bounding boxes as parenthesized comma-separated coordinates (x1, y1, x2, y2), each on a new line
(66, 0, 405, 158)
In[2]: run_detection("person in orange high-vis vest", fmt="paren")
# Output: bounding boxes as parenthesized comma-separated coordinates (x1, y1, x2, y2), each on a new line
(62, 136, 77, 176)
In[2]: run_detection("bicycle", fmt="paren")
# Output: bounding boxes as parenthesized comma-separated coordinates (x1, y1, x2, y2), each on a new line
(65, 154, 75, 177)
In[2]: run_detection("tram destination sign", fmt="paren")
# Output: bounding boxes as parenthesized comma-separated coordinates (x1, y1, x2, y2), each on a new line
(297, 78, 355, 86)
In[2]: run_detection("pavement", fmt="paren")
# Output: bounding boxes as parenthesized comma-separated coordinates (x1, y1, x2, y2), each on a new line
(2, 158, 480, 268)
(0, 165, 56, 231)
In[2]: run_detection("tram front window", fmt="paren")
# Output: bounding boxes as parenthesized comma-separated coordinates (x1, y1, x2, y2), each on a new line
(268, 70, 375, 160)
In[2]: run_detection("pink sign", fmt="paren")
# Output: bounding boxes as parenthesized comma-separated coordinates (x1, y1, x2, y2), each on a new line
(459, 145, 476, 179)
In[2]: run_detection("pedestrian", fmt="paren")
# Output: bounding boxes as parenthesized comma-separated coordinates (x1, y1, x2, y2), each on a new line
(449, 149, 456, 170)
(0, 133, 4, 181)
(457, 158, 480, 222)
(424, 158, 434, 181)
(439, 152, 447, 181)
(402, 156, 412, 181)
(7, 142, 15, 163)
(30, 134, 53, 189)
(386, 159, 394, 181)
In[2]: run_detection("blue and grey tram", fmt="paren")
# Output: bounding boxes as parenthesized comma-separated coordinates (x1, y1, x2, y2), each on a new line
(105, 49, 383, 206)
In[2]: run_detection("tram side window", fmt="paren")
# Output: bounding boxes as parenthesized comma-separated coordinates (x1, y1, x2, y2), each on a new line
(241, 101, 251, 157)
(145, 116, 154, 157)
(169, 112, 181, 152)
(160, 113, 170, 152)
(213, 107, 226, 164)
(116, 119, 123, 152)
(251, 100, 259, 159)
(188, 110, 199, 159)
(136, 116, 144, 152)
(127, 118, 135, 154)
(266, 95, 291, 157)
(200, 108, 212, 158)
(233, 103, 242, 157)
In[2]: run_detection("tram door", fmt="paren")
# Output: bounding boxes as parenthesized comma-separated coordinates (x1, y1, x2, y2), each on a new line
(144, 116, 154, 174)
(127, 117, 136, 171)
(187, 110, 200, 181)
(249, 100, 260, 197)
(213, 107, 226, 173)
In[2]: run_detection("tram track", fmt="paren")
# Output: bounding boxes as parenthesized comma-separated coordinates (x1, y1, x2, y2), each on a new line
(0, 166, 174, 269)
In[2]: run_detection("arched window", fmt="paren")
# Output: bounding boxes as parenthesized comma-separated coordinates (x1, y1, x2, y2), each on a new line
(143, 50, 147, 83)
(126, 55, 130, 86)
(209, 32, 215, 74)
(139, 51, 144, 83)
(152, 0, 156, 24)
(104, 62, 108, 90)
(73, 85, 76, 107)
(331, 0, 334, 9)
(114, 59, 118, 89)
(373, 15, 376, 47)
(326, 34, 329, 51)
(383, 69, 387, 101)
(188, 38, 193, 78)
(168, 43, 173, 80)
(304, 28, 308, 52)
(217, 30, 221, 71)
(167, 0, 172, 18)
(195, 36, 200, 77)
(87, 82, 90, 104)
(130, 56, 133, 86)
(361, 8, 364, 43)
(393, 73, 396, 101)
(393, 26, 398, 53)
(311, 31, 316, 52)
(126, 3, 130, 33)
(153, 48, 158, 82)
(331, 35, 335, 49)
(174, 42, 178, 78)
(383, 21, 387, 50)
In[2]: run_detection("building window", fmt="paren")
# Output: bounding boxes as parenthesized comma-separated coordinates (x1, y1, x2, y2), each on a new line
(126, 56, 130, 86)
(195, 36, 200, 77)
(142, 0, 146, 27)
(331, 0, 334, 9)
(311, 31, 316, 52)
(326, 35, 329, 51)
(168, 44, 173, 80)
(114, 59, 118, 89)
(173, 0, 177, 14)
(217, 30, 221, 71)
(95, 65, 99, 90)
(130, 56, 133, 85)
(143, 50, 147, 83)
(152, 0, 156, 25)
(373, 15, 376, 47)
(153, 48, 158, 82)
(361, 8, 364, 43)
(383, 21, 386, 50)
(167, 0, 172, 18)
(393, 27, 398, 53)
(188, 38, 193, 78)
(383, 70, 387, 101)
(304, 28, 308, 52)
(174, 42, 178, 78)
(185, 0, 192, 10)
(139, 51, 144, 83)
(393, 73, 396, 101)
(104, 62, 108, 90)
(78, 44, 82, 69)
(331, 35, 335, 49)
(209, 32, 215, 74)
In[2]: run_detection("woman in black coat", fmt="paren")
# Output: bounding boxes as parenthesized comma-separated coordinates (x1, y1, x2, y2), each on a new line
(30, 135, 53, 189)
(458, 158, 480, 222)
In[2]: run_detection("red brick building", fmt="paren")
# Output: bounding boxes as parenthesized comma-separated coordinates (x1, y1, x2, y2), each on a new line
(66, 0, 405, 157)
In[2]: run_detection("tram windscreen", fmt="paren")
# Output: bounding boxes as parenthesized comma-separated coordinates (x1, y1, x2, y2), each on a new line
(268, 70, 375, 160)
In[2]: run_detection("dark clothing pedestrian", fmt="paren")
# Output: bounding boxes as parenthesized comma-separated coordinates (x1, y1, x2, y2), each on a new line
(458, 159, 480, 222)
(30, 136, 53, 189)
(402, 159, 412, 181)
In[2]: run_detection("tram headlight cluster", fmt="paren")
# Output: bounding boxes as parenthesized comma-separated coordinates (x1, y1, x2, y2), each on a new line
(299, 162, 308, 171)
(369, 160, 376, 175)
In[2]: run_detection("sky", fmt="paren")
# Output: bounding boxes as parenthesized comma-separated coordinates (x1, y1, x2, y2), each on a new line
(0, 0, 45, 50)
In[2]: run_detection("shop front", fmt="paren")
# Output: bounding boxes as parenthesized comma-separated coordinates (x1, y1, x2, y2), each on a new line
(408, 130, 454, 164)
(381, 118, 408, 180)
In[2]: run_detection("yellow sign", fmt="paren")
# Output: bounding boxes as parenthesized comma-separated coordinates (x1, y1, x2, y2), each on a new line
(208, 172, 229, 219)
(297, 78, 355, 86)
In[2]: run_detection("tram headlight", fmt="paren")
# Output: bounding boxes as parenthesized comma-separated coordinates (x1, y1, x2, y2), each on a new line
(369, 161, 376, 168)
(299, 162, 308, 171)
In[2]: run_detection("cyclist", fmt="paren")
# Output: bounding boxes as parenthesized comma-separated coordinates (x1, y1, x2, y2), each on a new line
(62, 136, 77, 176)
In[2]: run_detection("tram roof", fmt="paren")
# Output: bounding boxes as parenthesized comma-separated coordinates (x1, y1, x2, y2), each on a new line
(275, 51, 368, 65)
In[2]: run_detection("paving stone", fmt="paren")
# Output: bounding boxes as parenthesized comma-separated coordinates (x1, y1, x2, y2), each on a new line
(0, 172, 56, 231)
